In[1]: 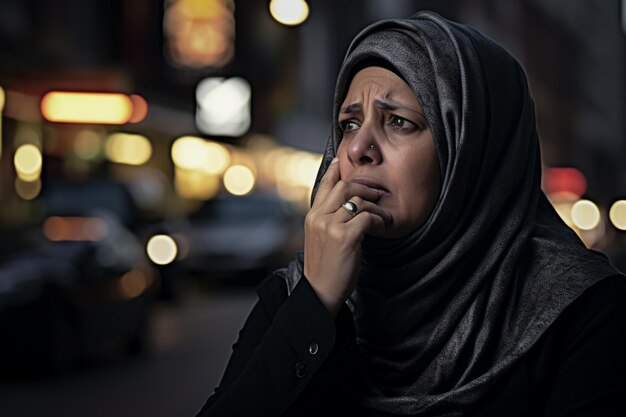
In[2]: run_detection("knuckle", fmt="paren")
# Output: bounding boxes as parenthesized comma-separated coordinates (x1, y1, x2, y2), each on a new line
(304, 212, 316, 228)
(318, 219, 330, 233)
(328, 224, 345, 241)
(335, 180, 348, 193)
(350, 196, 363, 206)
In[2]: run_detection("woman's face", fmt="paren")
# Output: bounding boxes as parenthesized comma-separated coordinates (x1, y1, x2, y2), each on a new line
(337, 66, 440, 239)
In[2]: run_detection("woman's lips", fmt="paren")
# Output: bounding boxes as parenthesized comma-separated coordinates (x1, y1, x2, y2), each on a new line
(350, 178, 391, 196)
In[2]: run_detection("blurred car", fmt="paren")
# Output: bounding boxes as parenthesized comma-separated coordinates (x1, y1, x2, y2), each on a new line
(149, 192, 304, 282)
(0, 181, 157, 375)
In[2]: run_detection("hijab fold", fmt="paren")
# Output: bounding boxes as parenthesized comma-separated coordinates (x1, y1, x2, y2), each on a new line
(285, 11, 621, 415)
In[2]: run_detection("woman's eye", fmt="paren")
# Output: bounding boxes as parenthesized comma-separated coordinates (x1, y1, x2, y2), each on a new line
(390, 116, 412, 129)
(340, 120, 359, 132)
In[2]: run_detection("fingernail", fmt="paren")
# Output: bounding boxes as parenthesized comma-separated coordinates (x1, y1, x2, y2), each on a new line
(330, 157, 339, 164)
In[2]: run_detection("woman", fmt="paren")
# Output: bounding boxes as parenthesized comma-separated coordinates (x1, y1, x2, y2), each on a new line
(196, 11, 626, 416)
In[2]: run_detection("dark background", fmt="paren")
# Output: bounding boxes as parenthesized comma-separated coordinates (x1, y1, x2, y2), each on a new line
(0, 1, 624, 416)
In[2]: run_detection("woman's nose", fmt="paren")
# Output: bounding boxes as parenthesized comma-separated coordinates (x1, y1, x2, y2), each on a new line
(347, 125, 381, 165)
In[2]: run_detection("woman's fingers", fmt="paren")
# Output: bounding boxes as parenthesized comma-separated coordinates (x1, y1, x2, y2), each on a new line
(317, 180, 381, 216)
(344, 210, 388, 240)
(337, 196, 392, 226)
(312, 157, 340, 208)
(304, 157, 391, 316)
(313, 158, 381, 213)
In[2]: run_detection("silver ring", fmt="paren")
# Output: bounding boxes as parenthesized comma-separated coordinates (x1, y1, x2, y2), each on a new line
(369, 144, 376, 151)
(342, 201, 358, 216)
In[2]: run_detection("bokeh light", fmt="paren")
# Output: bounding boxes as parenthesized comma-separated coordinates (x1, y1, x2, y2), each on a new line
(0, 85, 5, 112)
(164, 0, 235, 68)
(269, 0, 310, 26)
(543, 167, 587, 199)
(129, 94, 149, 123)
(174, 168, 221, 200)
(609, 200, 626, 230)
(571, 199, 601, 230)
(15, 177, 42, 200)
(43, 216, 109, 241)
(117, 269, 149, 300)
(147, 234, 178, 265)
(41, 92, 134, 124)
(73, 128, 104, 161)
(196, 77, 251, 136)
(171, 136, 209, 170)
(14, 144, 42, 181)
(223, 164, 255, 196)
(202, 141, 231, 174)
(105, 132, 152, 166)
(552, 201, 574, 228)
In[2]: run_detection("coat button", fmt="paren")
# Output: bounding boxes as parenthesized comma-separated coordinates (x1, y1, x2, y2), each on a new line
(294, 360, 306, 378)
(308, 342, 319, 356)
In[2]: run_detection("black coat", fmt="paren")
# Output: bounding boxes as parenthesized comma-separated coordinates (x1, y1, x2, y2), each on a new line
(195, 272, 626, 416)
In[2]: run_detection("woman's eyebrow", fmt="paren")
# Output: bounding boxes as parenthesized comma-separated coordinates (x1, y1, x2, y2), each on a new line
(339, 100, 424, 118)
(340, 103, 362, 114)
(374, 99, 424, 118)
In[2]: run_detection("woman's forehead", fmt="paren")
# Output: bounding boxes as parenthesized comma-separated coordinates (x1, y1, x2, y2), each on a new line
(341, 66, 421, 108)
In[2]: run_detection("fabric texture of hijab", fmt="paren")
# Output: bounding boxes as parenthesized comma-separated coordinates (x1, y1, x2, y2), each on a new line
(283, 10, 622, 416)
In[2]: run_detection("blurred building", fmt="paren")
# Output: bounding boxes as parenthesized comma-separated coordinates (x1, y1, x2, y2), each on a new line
(0, 0, 624, 266)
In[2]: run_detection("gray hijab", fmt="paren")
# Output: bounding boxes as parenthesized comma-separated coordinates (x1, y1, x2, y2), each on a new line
(286, 11, 621, 415)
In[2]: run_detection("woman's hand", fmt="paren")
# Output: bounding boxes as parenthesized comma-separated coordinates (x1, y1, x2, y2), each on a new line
(304, 158, 391, 317)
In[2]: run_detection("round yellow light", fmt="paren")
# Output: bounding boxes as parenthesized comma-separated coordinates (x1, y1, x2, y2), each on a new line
(202, 141, 231, 174)
(14, 144, 42, 180)
(171, 136, 208, 170)
(609, 200, 626, 231)
(105, 132, 152, 165)
(269, 0, 309, 26)
(146, 234, 178, 265)
(223, 164, 255, 196)
(174, 168, 220, 200)
(571, 199, 601, 230)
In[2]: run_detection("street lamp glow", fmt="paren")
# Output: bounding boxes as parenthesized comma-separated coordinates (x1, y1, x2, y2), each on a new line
(105, 132, 152, 166)
(571, 199, 601, 230)
(269, 0, 309, 26)
(224, 164, 255, 196)
(174, 168, 221, 200)
(146, 234, 178, 265)
(609, 200, 626, 230)
(196, 77, 251, 136)
(171, 136, 209, 170)
(14, 144, 42, 181)
(202, 141, 231, 174)
(41, 92, 134, 124)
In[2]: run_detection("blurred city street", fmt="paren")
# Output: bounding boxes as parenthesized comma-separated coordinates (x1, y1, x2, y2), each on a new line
(0, 280, 258, 417)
